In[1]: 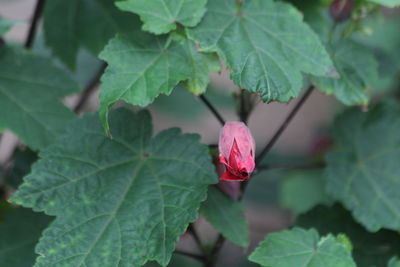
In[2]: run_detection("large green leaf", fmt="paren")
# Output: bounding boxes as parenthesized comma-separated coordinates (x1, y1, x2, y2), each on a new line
(116, 0, 207, 35)
(367, 0, 400, 7)
(249, 227, 356, 267)
(200, 186, 249, 247)
(99, 34, 215, 133)
(325, 102, 400, 231)
(12, 109, 217, 267)
(44, 0, 138, 68)
(187, 0, 334, 102)
(0, 17, 13, 36)
(297, 204, 400, 267)
(0, 47, 79, 150)
(280, 169, 332, 215)
(312, 40, 378, 105)
(0, 205, 52, 267)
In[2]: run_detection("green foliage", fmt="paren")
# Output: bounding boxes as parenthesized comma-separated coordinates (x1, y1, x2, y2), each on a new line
(0, 17, 13, 36)
(0, 205, 52, 267)
(325, 102, 400, 232)
(99, 34, 218, 133)
(2, 0, 400, 266)
(249, 227, 356, 267)
(200, 186, 249, 247)
(367, 0, 400, 7)
(12, 109, 217, 266)
(188, 0, 334, 102)
(44, 0, 138, 68)
(389, 257, 400, 267)
(312, 39, 379, 105)
(297, 204, 400, 267)
(116, 0, 207, 35)
(280, 169, 332, 215)
(0, 47, 79, 150)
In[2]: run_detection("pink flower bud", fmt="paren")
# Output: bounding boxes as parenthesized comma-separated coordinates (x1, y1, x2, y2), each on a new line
(218, 122, 256, 181)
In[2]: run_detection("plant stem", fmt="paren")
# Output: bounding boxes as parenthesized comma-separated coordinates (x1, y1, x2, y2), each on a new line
(199, 95, 225, 126)
(239, 89, 248, 124)
(73, 63, 107, 113)
(255, 85, 315, 165)
(25, 0, 46, 49)
(188, 224, 208, 256)
(257, 162, 325, 171)
(174, 250, 207, 263)
(205, 234, 225, 267)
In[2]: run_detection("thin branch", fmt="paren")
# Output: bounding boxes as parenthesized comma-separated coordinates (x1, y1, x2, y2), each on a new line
(25, 0, 46, 49)
(205, 234, 225, 267)
(73, 63, 107, 113)
(199, 95, 225, 126)
(187, 224, 207, 256)
(257, 162, 326, 171)
(239, 89, 247, 123)
(255, 85, 315, 165)
(174, 250, 207, 263)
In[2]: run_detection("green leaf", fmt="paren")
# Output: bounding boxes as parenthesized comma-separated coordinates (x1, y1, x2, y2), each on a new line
(44, 0, 138, 68)
(249, 227, 356, 267)
(297, 204, 400, 267)
(200, 186, 249, 247)
(367, 0, 400, 7)
(116, 0, 207, 35)
(312, 40, 378, 105)
(181, 39, 220, 95)
(280, 169, 332, 215)
(99, 34, 211, 133)
(12, 108, 217, 267)
(187, 0, 334, 102)
(0, 47, 79, 150)
(0, 205, 52, 267)
(0, 17, 13, 36)
(325, 102, 400, 231)
(388, 256, 400, 267)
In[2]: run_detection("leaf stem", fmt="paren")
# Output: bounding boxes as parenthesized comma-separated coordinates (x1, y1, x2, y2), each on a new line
(199, 95, 226, 126)
(255, 85, 315, 165)
(73, 63, 107, 113)
(24, 0, 46, 49)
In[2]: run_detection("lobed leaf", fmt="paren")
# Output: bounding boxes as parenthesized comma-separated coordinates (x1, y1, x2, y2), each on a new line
(188, 0, 334, 102)
(99, 34, 218, 133)
(12, 108, 217, 267)
(297, 204, 400, 267)
(116, 0, 207, 35)
(249, 227, 356, 267)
